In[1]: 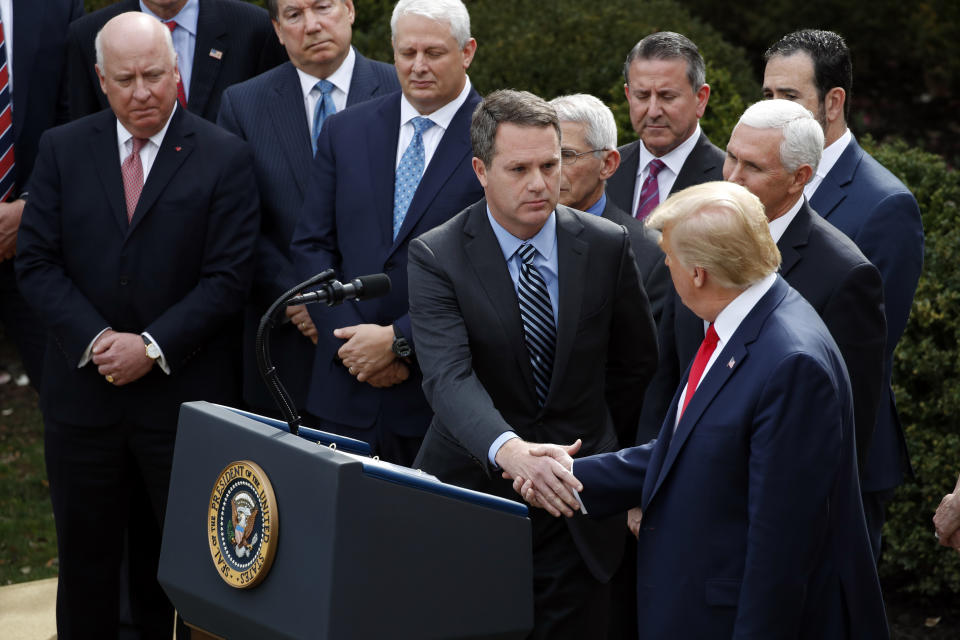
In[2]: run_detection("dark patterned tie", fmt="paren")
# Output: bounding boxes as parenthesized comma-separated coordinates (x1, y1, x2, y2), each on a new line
(0, 18, 15, 202)
(517, 243, 556, 406)
(635, 158, 666, 220)
(163, 21, 187, 108)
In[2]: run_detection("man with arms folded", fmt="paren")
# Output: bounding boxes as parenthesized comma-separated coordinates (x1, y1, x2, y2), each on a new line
(290, 0, 483, 465)
(408, 89, 658, 638)
(217, 0, 398, 418)
(15, 13, 258, 636)
(516, 181, 888, 639)
(764, 29, 924, 560)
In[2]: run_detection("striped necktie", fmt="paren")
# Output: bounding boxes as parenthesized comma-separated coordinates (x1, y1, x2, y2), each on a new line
(0, 17, 15, 202)
(635, 158, 666, 220)
(517, 243, 556, 406)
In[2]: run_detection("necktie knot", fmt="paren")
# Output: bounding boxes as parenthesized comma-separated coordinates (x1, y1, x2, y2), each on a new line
(647, 158, 666, 178)
(315, 79, 334, 96)
(703, 323, 719, 350)
(518, 243, 538, 266)
(411, 116, 435, 137)
(130, 137, 147, 156)
(164, 20, 178, 33)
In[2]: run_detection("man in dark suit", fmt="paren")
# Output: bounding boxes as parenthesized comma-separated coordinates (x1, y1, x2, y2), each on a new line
(66, 0, 287, 122)
(0, 0, 83, 389)
(290, 0, 483, 466)
(637, 101, 886, 462)
(409, 89, 658, 639)
(520, 180, 888, 638)
(217, 0, 398, 417)
(549, 93, 668, 332)
(606, 32, 724, 220)
(763, 29, 924, 561)
(15, 13, 258, 636)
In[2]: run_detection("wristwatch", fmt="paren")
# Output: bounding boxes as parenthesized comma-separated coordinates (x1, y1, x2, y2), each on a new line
(391, 325, 412, 359)
(142, 335, 161, 361)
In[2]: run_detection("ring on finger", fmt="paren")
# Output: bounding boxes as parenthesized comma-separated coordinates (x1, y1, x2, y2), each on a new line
(106, 374, 115, 383)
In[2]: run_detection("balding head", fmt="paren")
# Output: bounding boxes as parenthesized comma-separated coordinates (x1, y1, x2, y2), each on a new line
(95, 13, 180, 138)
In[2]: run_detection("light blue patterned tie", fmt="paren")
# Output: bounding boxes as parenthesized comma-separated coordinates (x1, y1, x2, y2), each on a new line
(393, 116, 435, 239)
(311, 79, 336, 156)
(517, 243, 556, 406)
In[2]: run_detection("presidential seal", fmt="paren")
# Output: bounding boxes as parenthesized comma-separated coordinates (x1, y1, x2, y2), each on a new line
(208, 460, 278, 589)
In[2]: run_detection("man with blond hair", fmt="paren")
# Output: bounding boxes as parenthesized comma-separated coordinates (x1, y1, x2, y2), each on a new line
(520, 181, 888, 638)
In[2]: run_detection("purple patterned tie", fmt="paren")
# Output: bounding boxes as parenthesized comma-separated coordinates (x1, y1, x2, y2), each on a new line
(634, 158, 666, 220)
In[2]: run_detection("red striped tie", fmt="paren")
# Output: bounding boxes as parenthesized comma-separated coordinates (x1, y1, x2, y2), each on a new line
(634, 158, 666, 220)
(0, 18, 15, 202)
(163, 21, 188, 108)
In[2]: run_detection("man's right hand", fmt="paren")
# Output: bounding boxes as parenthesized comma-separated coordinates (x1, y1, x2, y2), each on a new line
(498, 438, 583, 518)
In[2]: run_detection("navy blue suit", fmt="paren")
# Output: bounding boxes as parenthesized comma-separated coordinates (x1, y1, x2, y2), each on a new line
(290, 88, 484, 461)
(809, 137, 923, 498)
(15, 106, 259, 636)
(0, 0, 83, 389)
(217, 54, 399, 414)
(66, 0, 287, 122)
(575, 276, 888, 639)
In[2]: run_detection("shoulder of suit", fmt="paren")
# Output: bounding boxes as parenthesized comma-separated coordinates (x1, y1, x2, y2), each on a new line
(806, 209, 874, 269)
(415, 202, 477, 248)
(222, 62, 292, 99)
(849, 147, 916, 199)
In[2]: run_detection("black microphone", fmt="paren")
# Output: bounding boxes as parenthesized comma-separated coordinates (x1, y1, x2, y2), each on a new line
(286, 273, 391, 307)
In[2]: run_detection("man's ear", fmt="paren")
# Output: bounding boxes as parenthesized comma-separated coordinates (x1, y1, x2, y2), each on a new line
(472, 157, 488, 188)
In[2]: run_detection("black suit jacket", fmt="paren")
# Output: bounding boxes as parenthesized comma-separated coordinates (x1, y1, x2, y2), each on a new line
(639, 202, 886, 468)
(409, 201, 659, 582)
(606, 130, 725, 215)
(15, 106, 259, 428)
(217, 55, 399, 413)
(65, 0, 287, 122)
(601, 197, 668, 329)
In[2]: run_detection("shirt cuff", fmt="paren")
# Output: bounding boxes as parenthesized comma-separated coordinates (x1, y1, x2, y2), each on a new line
(78, 327, 111, 368)
(488, 431, 519, 467)
(141, 331, 171, 375)
(570, 459, 588, 515)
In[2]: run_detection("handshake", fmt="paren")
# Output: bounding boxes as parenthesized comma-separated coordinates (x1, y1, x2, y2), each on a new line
(934, 474, 960, 554)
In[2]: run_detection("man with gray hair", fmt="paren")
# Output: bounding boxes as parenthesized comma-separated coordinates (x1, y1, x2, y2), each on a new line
(290, 0, 483, 466)
(16, 12, 259, 636)
(606, 31, 725, 221)
(550, 94, 669, 331)
(639, 99, 886, 473)
(519, 180, 889, 638)
(409, 89, 657, 638)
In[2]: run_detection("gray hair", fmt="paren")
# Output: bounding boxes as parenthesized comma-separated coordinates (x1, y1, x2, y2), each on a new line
(391, 0, 471, 49)
(94, 12, 176, 70)
(549, 94, 617, 152)
(735, 99, 824, 174)
(471, 90, 560, 166)
(623, 31, 706, 91)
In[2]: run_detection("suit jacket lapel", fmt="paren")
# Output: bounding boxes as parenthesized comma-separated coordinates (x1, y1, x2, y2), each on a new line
(671, 131, 721, 194)
(345, 50, 382, 107)
(548, 207, 588, 405)
(462, 202, 537, 395)
(809, 138, 860, 220)
(269, 63, 311, 198)
(187, 0, 226, 117)
(608, 141, 639, 210)
(369, 95, 401, 248)
(128, 107, 194, 235)
(391, 89, 479, 250)
(91, 113, 128, 233)
(11, 0, 40, 139)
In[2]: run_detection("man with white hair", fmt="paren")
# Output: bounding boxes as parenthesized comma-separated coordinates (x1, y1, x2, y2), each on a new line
(520, 181, 889, 638)
(16, 12, 259, 636)
(639, 99, 886, 474)
(550, 93, 668, 331)
(290, 0, 483, 466)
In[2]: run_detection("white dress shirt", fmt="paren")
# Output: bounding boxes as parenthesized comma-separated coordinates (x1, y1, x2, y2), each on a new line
(141, 0, 198, 101)
(297, 46, 356, 139)
(396, 76, 472, 170)
(632, 123, 703, 215)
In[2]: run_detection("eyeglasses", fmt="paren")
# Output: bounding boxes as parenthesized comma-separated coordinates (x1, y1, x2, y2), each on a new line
(560, 148, 605, 164)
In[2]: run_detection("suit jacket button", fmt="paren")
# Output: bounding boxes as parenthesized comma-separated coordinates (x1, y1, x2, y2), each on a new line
(120, 277, 129, 286)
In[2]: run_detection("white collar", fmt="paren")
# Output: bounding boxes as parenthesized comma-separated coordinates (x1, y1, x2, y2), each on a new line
(295, 46, 357, 96)
(767, 196, 805, 243)
(398, 76, 472, 131)
(637, 122, 702, 177)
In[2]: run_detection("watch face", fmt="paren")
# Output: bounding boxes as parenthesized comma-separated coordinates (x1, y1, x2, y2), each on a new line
(393, 337, 412, 358)
(146, 343, 161, 360)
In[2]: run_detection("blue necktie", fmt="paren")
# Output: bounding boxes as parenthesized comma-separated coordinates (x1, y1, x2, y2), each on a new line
(0, 17, 15, 202)
(393, 117, 435, 239)
(311, 79, 336, 156)
(517, 244, 556, 406)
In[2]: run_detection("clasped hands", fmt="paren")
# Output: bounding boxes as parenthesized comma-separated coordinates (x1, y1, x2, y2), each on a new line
(92, 329, 154, 386)
(934, 474, 960, 554)
(335, 323, 409, 388)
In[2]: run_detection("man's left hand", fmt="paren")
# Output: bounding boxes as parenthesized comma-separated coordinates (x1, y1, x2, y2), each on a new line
(0, 199, 25, 262)
(92, 332, 154, 386)
(335, 323, 396, 380)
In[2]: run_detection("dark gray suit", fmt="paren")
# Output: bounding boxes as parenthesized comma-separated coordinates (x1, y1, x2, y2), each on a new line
(409, 201, 658, 638)
(606, 130, 725, 215)
(217, 54, 399, 413)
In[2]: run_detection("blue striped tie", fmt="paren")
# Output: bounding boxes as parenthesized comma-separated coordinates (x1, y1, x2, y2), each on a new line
(0, 18, 15, 202)
(517, 243, 556, 406)
(311, 79, 336, 156)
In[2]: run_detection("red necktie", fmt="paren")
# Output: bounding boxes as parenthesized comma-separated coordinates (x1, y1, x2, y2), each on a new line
(0, 17, 15, 202)
(634, 158, 666, 220)
(122, 137, 147, 222)
(163, 21, 188, 108)
(680, 323, 719, 418)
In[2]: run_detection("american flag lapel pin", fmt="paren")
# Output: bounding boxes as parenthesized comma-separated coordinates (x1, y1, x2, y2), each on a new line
(727, 357, 736, 369)
(209, 48, 223, 60)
